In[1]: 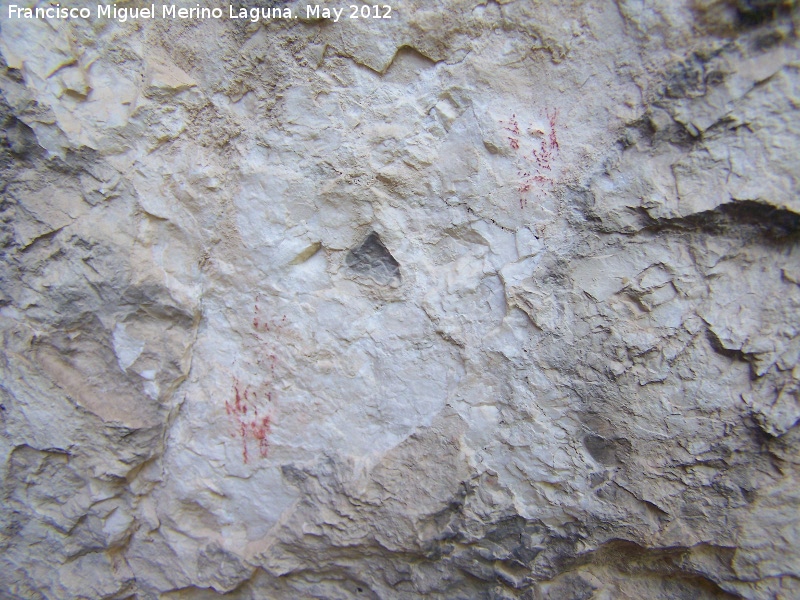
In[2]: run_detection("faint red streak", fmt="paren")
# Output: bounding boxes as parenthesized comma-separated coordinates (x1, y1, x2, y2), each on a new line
(228, 379, 272, 463)
(501, 108, 561, 209)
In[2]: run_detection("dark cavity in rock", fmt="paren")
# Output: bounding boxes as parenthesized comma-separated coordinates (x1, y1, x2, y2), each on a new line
(345, 232, 401, 287)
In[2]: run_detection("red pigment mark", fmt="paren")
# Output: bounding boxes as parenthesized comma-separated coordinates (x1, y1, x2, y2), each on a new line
(252, 415, 271, 458)
(501, 109, 561, 209)
(548, 108, 559, 151)
(501, 113, 521, 137)
(231, 303, 290, 462)
(251, 305, 289, 334)
(227, 380, 272, 463)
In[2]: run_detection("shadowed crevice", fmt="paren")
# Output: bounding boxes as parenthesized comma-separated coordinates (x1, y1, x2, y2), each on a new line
(345, 232, 401, 287)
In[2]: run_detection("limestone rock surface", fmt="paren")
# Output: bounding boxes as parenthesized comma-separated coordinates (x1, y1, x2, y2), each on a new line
(1, 1, 800, 598)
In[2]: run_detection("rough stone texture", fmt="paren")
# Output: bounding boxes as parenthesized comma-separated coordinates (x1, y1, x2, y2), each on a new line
(1, 1, 799, 598)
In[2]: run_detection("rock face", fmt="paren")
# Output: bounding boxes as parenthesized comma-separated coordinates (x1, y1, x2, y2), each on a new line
(1, 1, 799, 598)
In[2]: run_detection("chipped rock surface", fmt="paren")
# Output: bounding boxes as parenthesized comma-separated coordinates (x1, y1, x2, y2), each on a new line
(1, 1, 800, 598)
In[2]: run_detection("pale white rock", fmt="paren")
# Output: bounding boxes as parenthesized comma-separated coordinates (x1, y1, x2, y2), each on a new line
(1, 1, 799, 599)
